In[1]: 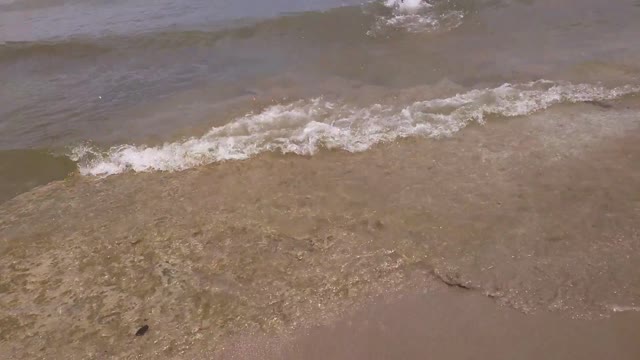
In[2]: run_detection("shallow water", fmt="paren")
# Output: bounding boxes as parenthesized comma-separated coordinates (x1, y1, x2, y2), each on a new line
(2, 97, 640, 357)
(1, 0, 640, 358)
(1, 2, 638, 201)
(2, 0, 640, 195)
(2, 0, 640, 149)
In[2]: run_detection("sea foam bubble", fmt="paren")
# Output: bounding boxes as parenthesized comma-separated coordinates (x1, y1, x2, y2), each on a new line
(71, 80, 640, 176)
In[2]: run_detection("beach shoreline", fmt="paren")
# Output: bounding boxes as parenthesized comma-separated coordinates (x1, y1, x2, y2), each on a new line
(217, 286, 640, 360)
(1, 96, 639, 358)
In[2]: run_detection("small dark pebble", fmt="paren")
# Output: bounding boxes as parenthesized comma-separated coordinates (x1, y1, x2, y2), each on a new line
(135, 325, 149, 336)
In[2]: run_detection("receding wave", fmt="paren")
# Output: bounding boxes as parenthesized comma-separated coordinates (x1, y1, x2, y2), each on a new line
(70, 81, 640, 176)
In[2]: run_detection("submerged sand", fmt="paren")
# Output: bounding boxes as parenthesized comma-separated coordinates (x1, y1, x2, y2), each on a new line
(1, 97, 639, 359)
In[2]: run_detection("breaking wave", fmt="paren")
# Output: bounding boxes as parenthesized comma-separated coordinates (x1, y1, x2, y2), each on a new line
(71, 80, 640, 176)
(368, 0, 465, 36)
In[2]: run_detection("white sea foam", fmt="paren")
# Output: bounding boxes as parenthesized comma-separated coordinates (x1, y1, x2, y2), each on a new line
(608, 305, 640, 313)
(71, 81, 640, 176)
(384, 0, 428, 12)
(369, 0, 464, 36)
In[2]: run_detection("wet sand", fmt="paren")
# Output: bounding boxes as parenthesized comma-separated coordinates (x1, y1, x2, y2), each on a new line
(220, 287, 640, 360)
(1, 98, 640, 359)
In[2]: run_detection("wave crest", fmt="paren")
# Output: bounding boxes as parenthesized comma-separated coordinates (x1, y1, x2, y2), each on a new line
(368, 0, 465, 36)
(71, 81, 640, 176)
